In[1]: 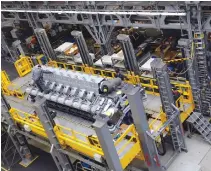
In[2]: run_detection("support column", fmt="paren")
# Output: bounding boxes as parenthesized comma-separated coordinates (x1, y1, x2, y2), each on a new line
(151, 59, 187, 152)
(1, 32, 17, 62)
(34, 98, 74, 171)
(71, 30, 93, 66)
(123, 86, 162, 171)
(180, 40, 203, 113)
(27, 12, 56, 60)
(117, 34, 139, 75)
(34, 28, 57, 60)
(93, 117, 123, 171)
(99, 25, 113, 55)
(1, 94, 36, 167)
(12, 40, 25, 56)
(84, 16, 114, 56)
(101, 40, 112, 56)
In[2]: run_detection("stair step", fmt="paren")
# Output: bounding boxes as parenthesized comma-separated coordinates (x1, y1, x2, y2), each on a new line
(188, 112, 211, 144)
(206, 133, 211, 140)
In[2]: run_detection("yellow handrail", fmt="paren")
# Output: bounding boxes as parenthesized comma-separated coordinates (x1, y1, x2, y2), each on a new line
(10, 108, 42, 127)
(14, 56, 32, 77)
(116, 125, 137, 155)
(1, 70, 25, 99)
(55, 124, 102, 150)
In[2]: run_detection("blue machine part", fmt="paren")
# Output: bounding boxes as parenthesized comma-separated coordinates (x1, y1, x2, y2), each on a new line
(40, 56, 48, 65)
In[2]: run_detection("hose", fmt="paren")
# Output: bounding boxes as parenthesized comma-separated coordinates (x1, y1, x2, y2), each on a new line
(156, 133, 166, 156)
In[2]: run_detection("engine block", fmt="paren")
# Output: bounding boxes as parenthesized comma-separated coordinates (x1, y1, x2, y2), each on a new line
(26, 66, 132, 131)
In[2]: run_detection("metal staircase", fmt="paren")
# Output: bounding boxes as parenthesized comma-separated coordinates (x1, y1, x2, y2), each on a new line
(193, 32, 211, 116)
(186, 58, 202, 113)
(183, 3, 211, 142)
(157, 73, 186, 152)
(1, 93, 35, 167)
(187, 112, 211, 144)
(151, 59, 187, 152)
(1, 122, 21, 170)
(192, 3, 211, 115)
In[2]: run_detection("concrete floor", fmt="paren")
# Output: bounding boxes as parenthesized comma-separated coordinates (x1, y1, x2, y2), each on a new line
(168, 134, 211, 171)
(1, 60, 19, 81)
(23, 133, 211, 171)
(1, 145, 58, 171)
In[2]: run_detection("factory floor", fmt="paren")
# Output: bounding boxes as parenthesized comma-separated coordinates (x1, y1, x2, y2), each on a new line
(1, 60, 19, 81)
(2, 133, 210, 171)
(1, 144, 57, 171)
(168, 133, 211, 171)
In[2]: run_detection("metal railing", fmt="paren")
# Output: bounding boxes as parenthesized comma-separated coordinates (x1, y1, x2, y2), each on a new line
(14, 56, 33, 77)
(9, 106, 141, 169)
(1, 70, 25, 99)
(9, 108, 47, 138)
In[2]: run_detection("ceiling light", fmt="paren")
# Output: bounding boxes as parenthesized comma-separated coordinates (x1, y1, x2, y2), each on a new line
(1, 9, 186, 16)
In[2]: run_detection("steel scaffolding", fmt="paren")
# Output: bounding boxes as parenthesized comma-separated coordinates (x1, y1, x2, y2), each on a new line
(1, 94, 37, 167)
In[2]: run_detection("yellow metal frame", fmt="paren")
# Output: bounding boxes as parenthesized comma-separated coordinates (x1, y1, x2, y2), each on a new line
(11, 56, 195, 125)
(11, 57, 192, 105)
(148, 94, 194, 135)
(8, 67, 194, 168)
(36, 55, 50, 65)
(1, 70, 25, 99)
(1, 70, 11, 87)
(165, 58, 188, 63)
(10, 108, 48, 138)
(14, 56, 33, 77)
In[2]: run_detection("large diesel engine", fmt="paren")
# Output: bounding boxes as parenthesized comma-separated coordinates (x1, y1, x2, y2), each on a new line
(26, 66, 144, 131)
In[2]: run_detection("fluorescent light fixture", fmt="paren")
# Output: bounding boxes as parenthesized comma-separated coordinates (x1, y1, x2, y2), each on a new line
(1, 9, 186, 16)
